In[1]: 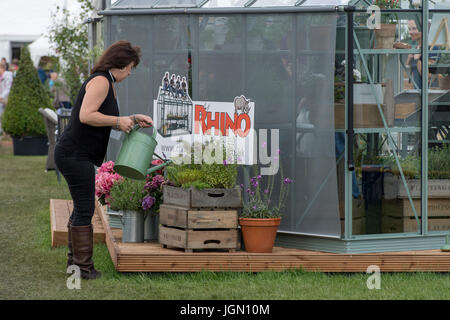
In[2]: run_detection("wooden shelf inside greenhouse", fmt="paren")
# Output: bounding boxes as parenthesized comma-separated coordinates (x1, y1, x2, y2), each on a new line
(97, 204, 450, 273)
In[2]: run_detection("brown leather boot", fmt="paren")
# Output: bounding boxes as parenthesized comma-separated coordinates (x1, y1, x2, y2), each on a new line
(67, 219, 73, 268)
(70, 224, 102, 280)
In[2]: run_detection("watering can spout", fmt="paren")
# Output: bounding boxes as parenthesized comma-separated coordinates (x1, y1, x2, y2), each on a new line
(441, 234, 450, 252)
(147, 159, 172, 175)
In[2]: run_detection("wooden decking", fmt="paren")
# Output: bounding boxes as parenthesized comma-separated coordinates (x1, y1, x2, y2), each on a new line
(96, 203, 450, 273)
(50, 199, 105, 248)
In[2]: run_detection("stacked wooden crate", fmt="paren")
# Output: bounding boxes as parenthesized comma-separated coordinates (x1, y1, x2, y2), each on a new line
(159, 185, 242, 252)
(382, 176, 450, 233)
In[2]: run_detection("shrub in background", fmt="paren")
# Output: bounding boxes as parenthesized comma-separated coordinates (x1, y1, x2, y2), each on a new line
(2, 46, 52, 137)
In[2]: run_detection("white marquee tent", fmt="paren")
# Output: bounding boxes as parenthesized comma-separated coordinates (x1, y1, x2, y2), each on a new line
(0, 0, 84, 66)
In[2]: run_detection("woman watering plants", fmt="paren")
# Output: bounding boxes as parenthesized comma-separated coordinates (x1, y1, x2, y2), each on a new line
(54, 40, 153, 280)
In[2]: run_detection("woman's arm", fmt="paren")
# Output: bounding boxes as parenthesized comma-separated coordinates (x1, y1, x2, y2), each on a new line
(79, 76, 134, 132)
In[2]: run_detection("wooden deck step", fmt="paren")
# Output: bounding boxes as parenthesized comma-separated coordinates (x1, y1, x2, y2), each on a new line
(50, 199, 106, 248)
(96, 202, 450, 273)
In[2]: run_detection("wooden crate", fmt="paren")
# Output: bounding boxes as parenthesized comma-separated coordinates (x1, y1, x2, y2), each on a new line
(382, 216, 450, 233)
(159, 204, 240, 252)
(383, 198, 450, 218)
(382, 198, 450, 233)
(163, 185, 242, 208)
(384, 177, 450, 199)
(395, 103, 417, 119)
(335, 103, 392, 129)
(340, 216, 366, 235)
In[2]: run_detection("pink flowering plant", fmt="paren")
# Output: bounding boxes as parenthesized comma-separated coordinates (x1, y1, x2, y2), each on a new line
(240, 158, 293, 219)
(95, 161, 123, 206)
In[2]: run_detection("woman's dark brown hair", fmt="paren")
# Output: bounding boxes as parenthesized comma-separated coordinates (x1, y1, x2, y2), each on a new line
(91, 40, 141, 74)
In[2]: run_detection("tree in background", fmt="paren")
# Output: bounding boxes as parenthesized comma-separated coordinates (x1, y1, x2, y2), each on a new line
(48, 0, 100, 105)
(2, 47, 52, 137)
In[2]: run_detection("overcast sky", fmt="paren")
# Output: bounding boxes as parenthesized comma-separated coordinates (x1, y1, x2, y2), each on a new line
(0, 0, 83, 37)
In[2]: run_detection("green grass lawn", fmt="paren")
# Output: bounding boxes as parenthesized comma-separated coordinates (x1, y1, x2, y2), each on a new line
(1, 140, 450, 300)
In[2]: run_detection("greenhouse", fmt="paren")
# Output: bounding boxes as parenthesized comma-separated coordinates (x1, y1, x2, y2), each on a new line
(98, 0, 450, 253)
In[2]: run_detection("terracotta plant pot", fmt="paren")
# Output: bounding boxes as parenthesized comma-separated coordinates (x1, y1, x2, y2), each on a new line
(374, 24, 396, 49)
(239, 217, 281, 253)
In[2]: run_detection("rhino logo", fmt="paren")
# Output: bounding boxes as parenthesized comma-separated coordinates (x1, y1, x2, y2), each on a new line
(234, 95, 251, 115)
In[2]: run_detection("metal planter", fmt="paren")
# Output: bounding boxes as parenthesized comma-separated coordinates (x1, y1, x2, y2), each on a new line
(122, 210, 144, 243)
(106, 208, 123, 229)
(144, 212, 159, 242)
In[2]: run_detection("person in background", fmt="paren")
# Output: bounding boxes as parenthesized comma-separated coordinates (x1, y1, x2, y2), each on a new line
(0, 61, 13, 135)
(37, 57, 48, 85)
(50, 72, 72, 109)
(10, 58, 19, 78)
(406, 19, 439, 89)
(1, 58, 9, 72)
(54, 40, 153, 280)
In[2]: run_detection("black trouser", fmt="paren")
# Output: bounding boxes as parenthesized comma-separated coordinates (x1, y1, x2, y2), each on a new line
(54, 144, 95, 226)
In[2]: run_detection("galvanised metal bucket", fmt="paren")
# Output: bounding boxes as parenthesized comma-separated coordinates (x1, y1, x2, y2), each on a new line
(144, 212, 159, 242)
(121, 210, 144, 243)
(114, 125, 171, 180)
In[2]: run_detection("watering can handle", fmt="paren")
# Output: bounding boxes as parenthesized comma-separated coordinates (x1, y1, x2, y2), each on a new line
(129, 123, 157, 139)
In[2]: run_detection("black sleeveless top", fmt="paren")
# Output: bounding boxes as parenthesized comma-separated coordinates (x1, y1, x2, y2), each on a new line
(57, 71, 119, 167)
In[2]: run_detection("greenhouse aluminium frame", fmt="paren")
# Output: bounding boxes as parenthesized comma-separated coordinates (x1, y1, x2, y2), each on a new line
(99, 1, 450, 253)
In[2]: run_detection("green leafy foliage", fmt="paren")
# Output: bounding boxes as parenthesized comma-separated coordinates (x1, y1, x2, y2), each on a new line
(382, 145, 450, 179)
(200, 163, 237, 189)
(2, 47, 52, 137)
(48, 0, 97, 105)
(166, 139, 238, 189)
(428, 144, 450, 179)
(166, 167, 204, 187)
(108, 178, 146, 212)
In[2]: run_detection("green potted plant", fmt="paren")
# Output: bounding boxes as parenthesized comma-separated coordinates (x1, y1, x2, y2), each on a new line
(381, 146, 450, 232)
(163, 139, 241, 208)
(239, 163, 293, 253)
(108, 177, 146, 243)
(383, 145, 450, 199)
(2, 46, 53, 155)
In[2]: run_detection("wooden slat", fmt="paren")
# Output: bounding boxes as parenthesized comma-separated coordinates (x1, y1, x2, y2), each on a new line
(50, 199, 106, 248)
(97, 201, 120, 268)
(160, 204, 238, 229)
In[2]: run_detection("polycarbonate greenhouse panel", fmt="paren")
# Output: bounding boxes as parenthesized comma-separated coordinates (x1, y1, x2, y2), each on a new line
(298, 0, 350, 5)
(111, 0, 352, 8)
(153, 0, 201, 7)
(201, 0, 249, 8)
(111, 0, 160, 8)
(250, 0, 298, 7)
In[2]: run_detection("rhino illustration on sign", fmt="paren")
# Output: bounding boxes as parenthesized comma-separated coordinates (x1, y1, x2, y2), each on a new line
(234, 95, 251, 115)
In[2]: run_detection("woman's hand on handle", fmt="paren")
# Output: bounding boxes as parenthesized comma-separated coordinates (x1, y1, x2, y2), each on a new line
(118, 116, 135, 133)
(134, 114, 153, 128)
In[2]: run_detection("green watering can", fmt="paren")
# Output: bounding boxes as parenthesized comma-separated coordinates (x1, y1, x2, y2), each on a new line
(114, 125, 171, 180)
